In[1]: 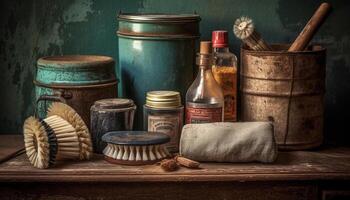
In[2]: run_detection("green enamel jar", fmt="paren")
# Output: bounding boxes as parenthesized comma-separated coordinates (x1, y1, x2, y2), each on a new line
(117, 14, 200, 129)
(34, 55, 118, 126)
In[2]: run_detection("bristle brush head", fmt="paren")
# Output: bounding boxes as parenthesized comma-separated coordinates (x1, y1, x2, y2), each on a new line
(102, 131, 171, 165)
(233, 16, 254, 39)
(103, 144, 169, 165)
(23, 117, 51, 169)
(43, 115, 80, 159)
(47, 102, 93, 160)
(39, 119, 58, 166)
(233, 16, 272, 51)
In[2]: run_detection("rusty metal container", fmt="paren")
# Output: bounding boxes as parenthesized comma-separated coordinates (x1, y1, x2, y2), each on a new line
(35, 55, 118, 127)
(240, 44, 325, 150)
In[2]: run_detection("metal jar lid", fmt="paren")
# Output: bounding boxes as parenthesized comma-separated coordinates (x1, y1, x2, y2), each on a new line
(117, 13, 200, 39)
(36, 55, 116, 86)
(118, 14, 200, 23)
(145, 91, 181, 109)
(92, 98, 136, 110)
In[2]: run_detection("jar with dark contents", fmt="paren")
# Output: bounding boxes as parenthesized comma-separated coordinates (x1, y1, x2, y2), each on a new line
(143, 91, 184, 153)
(90, 98, 136, 153)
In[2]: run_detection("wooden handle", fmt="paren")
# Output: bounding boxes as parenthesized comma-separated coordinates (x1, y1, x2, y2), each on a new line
(288, 3, 332, 52)
(0, 148, 25, 164)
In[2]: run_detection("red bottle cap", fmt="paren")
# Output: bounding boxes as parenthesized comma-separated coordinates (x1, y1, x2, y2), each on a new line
(212, 30, 228, 48)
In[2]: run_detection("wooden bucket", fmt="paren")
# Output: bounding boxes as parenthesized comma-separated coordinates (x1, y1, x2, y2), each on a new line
(240, 44, 325, 150)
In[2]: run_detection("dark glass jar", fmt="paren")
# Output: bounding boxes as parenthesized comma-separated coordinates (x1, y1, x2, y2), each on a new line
(90, 98, 136, 153)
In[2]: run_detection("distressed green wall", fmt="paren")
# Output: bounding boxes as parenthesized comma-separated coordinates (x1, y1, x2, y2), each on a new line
(1, 0, 349, 144)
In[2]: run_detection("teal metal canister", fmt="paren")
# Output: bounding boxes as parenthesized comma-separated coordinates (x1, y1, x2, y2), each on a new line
(117, 14, 200, 129)
(35, 55, 118, 126)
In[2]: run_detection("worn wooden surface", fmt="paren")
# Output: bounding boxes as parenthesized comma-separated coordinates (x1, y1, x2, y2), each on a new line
(0, 181, 321, 200)
(0, 134, 24, 162)
(0, 135, 349, 200)
(0, 135, 350, 182)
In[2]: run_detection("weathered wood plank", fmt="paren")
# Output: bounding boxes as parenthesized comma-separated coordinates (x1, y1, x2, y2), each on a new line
(0, 182, 319, 200)
(0, 135, 350, 182)
(0, 134, 23, 159)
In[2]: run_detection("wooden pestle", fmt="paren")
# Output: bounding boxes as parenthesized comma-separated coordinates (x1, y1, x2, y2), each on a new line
(288, 3, 332, 52)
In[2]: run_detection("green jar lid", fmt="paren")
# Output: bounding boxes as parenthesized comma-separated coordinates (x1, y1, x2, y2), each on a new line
(146, 91, 181, 108)
(118, 14, 200, 23)
(117, 13, 200, 39)
(36, 55, 117, 86)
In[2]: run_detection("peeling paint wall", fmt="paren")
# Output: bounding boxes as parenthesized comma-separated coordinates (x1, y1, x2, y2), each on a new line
(0, 0, 349, 144)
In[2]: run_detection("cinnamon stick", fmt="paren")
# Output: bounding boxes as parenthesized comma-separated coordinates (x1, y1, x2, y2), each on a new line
(175, 156, 200, 169)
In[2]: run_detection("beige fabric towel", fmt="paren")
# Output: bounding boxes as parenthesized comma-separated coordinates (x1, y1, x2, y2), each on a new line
(179, 122, 278, 163)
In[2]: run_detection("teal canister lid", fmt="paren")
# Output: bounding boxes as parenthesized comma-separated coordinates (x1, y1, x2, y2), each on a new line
(117, 14, 201, 39)
(35, 55, 117, 86)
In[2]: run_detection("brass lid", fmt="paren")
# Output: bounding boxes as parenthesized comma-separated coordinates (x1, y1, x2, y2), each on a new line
(146, 91, 182, 108)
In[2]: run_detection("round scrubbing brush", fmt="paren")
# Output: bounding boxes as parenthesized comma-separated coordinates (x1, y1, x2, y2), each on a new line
(233, 16, 272, 51)
(43, 115, 80, 159)
(102, 131, 171, 165)
(47, 102, 92, 160)
(23, 117, 57, 169)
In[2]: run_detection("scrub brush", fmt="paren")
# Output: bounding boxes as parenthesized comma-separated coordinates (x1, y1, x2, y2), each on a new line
(24, 115, 84, 168)
(23, 117, 57, 169)
(102, 131, 171, 165)
(43, 115, 80, 159)
(47, 102, 93, 160)
(233, 16, 272, 51)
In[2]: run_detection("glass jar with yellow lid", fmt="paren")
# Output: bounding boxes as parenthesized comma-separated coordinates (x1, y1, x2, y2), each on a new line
(143, 91, 184, 152)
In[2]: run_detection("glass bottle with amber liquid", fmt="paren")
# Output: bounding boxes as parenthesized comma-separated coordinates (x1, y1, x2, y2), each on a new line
(185, 41, 224, 124)
(212, 30, 238, 121)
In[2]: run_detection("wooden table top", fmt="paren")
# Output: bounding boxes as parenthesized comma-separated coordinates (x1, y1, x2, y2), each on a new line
(1, 135, 350, 182)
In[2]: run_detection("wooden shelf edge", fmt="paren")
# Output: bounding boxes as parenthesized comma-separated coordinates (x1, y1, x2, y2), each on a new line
(1, 173, 350, 183)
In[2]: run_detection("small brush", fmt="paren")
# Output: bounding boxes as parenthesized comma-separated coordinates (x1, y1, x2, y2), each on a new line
(43, 115, 80, 159)
(102, 131, 171, 165)
(23, 102, 93, 168)
(23, 117, 57, 169)
(24, 114, 84, 169)
(233, 16, 272, 51)
(47, 102, 93, 160)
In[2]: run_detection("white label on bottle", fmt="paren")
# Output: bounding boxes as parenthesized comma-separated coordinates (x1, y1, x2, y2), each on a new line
(148, 114, 180, 152)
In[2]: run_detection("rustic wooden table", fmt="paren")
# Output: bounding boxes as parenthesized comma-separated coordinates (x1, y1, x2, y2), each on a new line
(1, 135, 350, 200)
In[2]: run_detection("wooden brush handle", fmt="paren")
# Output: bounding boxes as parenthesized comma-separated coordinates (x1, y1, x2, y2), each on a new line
(0, 148, 25, 164)
(288, 3, 332, 52)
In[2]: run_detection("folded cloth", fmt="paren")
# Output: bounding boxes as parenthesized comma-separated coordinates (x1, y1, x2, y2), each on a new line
(179, 122, 278, 163)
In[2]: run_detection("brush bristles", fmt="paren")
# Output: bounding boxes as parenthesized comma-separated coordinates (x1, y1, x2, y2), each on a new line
(47, 102, 93, 160)
(135, 146, 141, 161)
(44, 115, 80, 159)
(103, 144, 169, 164)
(233, 16, 272, 51)
(234, 16, 254, 39)
(23, 117, 50, 169)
